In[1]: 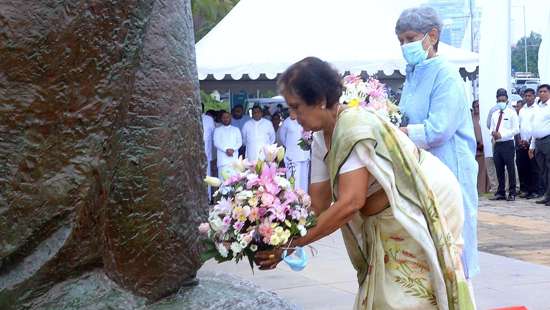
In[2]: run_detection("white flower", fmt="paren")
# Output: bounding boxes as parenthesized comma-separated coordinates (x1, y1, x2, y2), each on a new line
(208, 215, 224, 232)
(216, 243, 229, 258)
(298, 225, 307, 237)
(239, 239, 248, 248)
(230, 242, 243, 254)
(275, 176, 291, 190)
(235, 190, 253, 202)
(231, 156, 248, 172)
(250, 244, 258, 252)
(261, 144, 284, 163)
(262, 144, 277, 162)
(204, 176, 222, 187)
(219, 186, 231, 195)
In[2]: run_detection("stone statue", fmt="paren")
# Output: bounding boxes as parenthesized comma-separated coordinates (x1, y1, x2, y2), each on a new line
(0, 0, 207, 308)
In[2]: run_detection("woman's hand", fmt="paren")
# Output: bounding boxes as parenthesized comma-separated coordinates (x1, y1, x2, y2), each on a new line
(254, 238, 303, 270)
(254, 247, 285, 270)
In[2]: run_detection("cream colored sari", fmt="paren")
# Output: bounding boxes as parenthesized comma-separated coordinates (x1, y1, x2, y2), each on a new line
(321, 108, 474, 310)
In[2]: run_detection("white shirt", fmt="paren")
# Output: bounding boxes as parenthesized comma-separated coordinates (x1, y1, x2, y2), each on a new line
(278, 118, 310, 162)
(242, 118, 276, 161)
(518, 103, 537, 141)
(489, 106, 519, 143)
(213, 125, 242, 167)
(310, 132, 381, 196)
(202, 114, 215, 161)
(531, 100, 550, 140)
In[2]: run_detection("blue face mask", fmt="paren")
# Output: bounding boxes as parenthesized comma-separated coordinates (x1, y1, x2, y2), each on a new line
(401, 33, 430, 66)
(497, 101, 508, 110)
(282, 247, 308, 271)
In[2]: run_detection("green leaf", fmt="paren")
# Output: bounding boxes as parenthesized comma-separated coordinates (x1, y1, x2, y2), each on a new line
(246, 252, 255, 273)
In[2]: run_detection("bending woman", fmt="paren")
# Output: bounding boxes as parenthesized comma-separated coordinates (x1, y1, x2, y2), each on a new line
(255, 57, 474, 310)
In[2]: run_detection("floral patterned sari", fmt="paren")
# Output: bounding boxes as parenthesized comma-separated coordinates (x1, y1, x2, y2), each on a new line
(326, 108, 474, 310)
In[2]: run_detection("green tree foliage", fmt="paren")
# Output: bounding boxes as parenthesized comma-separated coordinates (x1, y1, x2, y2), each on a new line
(192, 0, 240, 42)
(511, 32, 542, 76)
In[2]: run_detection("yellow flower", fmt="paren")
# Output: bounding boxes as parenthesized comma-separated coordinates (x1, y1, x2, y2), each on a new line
(348, 98, 360, 107)
(248, 196, 258, 207)
(269, 226, 291, 246)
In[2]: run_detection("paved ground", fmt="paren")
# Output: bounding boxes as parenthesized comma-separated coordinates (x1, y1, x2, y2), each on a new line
(200, 196, 550, 309)
(479, 195, 550, 266)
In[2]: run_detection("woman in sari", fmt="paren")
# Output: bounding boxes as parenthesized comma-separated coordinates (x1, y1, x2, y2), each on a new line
(255, 57, 475, 310)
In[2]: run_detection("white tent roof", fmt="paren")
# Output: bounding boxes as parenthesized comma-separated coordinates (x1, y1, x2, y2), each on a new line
(196, 0, 479, 80)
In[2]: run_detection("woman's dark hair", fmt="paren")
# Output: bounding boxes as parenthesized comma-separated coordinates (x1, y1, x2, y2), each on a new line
(277, 57, 342, 108)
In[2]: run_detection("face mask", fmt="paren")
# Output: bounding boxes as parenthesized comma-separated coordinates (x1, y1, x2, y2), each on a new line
(282, 247, 308, 271)
(497, 101, 507, 110)
(401, 33, 430, 66)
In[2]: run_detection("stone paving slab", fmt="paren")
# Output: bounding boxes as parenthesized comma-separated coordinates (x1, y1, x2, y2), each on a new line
(479, 196, 550, 266)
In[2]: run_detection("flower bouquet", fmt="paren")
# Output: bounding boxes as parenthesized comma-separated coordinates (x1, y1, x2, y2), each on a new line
(297, 129, 313, 151)
(340, 74, 403, 126)
(199, 144, 316, 270)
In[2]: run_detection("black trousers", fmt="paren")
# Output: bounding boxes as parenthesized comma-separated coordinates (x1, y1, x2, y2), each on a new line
(517, 146, 540, 194)
(494, 140, 516, 196)
(536, 137, 550, 199)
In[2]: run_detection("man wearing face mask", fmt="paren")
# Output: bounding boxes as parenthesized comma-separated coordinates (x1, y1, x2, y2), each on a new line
(395, 6, 479, 280)
(489, 89, 520, 201)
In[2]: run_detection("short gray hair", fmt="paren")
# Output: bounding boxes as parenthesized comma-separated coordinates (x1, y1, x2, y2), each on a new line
(395, 6, 443, 36)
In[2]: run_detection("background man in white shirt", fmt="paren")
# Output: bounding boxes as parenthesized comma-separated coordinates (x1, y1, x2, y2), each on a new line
(517, 88, 541, 199)
(489, 89, 520, 201)
(279, 109, 311, 192)
(213, 111, 242, 180)
(530, 84, 550, 205)
(242, 105, 276, 161)
(231, 104, 250, 157)
(202, 111, 215, 199)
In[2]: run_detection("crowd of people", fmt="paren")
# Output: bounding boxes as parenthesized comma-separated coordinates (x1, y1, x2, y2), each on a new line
(202, 103, 311, 199)
(474, 84, 550, 203)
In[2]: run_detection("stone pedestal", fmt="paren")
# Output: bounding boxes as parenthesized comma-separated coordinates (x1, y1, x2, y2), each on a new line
(0, 1, 207, 307)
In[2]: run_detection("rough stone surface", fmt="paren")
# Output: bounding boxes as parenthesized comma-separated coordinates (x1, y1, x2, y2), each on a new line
(21, 271, 297, 310)
(0, 0, 207, 308)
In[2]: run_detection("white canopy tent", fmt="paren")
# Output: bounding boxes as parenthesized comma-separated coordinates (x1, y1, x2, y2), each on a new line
(195, 0, 479, 80)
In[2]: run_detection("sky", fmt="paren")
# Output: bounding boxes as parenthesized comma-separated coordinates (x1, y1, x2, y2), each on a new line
(492, 0, 548, 42)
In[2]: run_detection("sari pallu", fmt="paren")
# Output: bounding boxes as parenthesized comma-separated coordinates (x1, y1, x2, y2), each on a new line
(326, 108, 474, 310)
